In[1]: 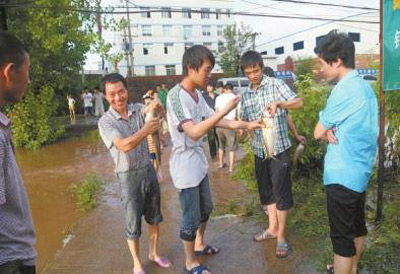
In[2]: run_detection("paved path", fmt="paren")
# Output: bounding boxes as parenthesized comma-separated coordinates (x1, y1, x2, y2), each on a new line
(43, 144, 316, 274)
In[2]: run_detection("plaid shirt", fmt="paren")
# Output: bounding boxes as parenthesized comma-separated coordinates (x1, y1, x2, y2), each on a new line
(240, 75, 297, 158)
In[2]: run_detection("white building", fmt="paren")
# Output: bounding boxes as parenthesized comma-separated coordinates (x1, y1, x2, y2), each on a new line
(257, 19, 379, 70)
(108, 0, 235, 76)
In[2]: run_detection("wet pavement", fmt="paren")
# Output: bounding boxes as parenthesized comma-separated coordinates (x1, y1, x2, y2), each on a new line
(25, 134, 316, 274)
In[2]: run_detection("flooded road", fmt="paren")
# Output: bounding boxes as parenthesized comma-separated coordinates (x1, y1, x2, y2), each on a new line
(17, 132, 114, 272)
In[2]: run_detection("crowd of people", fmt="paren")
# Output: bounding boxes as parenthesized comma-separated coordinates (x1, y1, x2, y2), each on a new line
(66, 86, 106, 121)
(0, 29, 377, 274)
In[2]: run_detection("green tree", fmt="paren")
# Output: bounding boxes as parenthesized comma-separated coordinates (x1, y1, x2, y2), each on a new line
(217, 23, 256, 77)
(6, 0, 103, 149)
(294, 57, 317, 77)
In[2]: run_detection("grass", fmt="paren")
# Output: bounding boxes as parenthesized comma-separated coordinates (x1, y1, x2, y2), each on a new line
(222, 140, 400, 273)
(69, 173, 103, 212)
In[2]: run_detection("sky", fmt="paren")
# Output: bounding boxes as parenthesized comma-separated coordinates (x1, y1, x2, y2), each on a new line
(84, 0, 379, 70)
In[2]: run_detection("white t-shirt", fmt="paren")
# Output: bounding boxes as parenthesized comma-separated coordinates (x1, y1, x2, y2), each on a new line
(83, 93, 94, 107)
(167, 84, 214, 189)
(215, 92, 237, 120)
(67, 97, 75, 106)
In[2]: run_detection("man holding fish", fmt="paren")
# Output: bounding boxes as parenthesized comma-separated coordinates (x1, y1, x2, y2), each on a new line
(239, 51, 303, 259)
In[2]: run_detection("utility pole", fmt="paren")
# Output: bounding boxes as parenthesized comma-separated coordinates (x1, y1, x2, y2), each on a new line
(123, 27, 131, 75)
(125, 0, 134, 77)
(0, 0, 8, 31)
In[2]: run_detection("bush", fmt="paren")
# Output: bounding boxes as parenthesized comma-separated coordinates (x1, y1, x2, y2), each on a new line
(69, 173, 103, 212)
(9, 85, 65, 149)
(290, 74, 331, 167)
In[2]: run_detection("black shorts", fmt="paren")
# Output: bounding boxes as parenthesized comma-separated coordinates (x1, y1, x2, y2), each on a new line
(254, 150, 293, 210)
(326, 184, 368, 257)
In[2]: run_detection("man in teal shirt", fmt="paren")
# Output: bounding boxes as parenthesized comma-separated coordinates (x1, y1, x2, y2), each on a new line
(314, 31, 378, 274)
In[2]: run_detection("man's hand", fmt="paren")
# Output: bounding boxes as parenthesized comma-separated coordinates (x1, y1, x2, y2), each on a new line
(295, 135, 306, 144)
(326, 129, 337, 144)
(247, 119, 264, 131)
(143, 117, 160, 135)
(222, 95, 240, 115)
(266, 101, 279, 117)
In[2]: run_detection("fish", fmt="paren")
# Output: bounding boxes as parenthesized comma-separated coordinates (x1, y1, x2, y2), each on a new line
(145, 108, 163, 182)
(261, 112, 276, 160)
(292, 143, 305, 170)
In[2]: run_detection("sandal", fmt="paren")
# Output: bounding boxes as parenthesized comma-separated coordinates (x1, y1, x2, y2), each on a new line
(253, 230, 277, 242)
(276, 241, 291, 259)
(185, 264, 209, 274)
(194, 244, 220, 256)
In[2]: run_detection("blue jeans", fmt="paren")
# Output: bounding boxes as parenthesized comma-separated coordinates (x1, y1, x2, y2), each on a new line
(179, 175, 213, 241)
(117, 164, 163, 239)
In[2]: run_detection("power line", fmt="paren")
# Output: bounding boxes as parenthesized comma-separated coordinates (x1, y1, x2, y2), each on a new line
(3, 4, 379, 24)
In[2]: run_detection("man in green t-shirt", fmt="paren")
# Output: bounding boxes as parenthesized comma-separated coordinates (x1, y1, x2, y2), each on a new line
(158, 83, 168, 111)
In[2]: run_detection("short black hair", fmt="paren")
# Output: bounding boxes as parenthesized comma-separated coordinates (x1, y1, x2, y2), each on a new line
(216, 81, 224, 88)
(0, 31, 28, 69)
(102, 73, 127, 94)
(224, 83, 233, 90)
(314, 30, 355, 69)
(263, 66, 275, 77)
(182, 45, 215, 76)
(240, 51, 264, 73)
(93, 86, 100, 90)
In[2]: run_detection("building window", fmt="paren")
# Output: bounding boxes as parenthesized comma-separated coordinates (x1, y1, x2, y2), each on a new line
(164, 43, 174, 54)
(140, 7, 151, 18)
(184, 42, 194, 51)
(165, 65, 176, 75)
(201, 8, 210, 19)
(216, 9, 221, 19)
(217, 26, 223, 36)
(182, 8, 192, 19)
(203, 42, 212, 50)
(161, 7, 171, 18)
(218, 41, 224, 52)
(348, 32, 360, 42)
(260, 50, 267, 55)
(293, 41, 304, 51)
(226, 9, 231, 18)
(183, 25, 192, 39)
(315, 35, 325, 46)
(143, 43, 152, 55)
(275, 46, 284, 55)
(142, 25, 152, 37)
(202, 25, 211, 36)
(163, 25, 172, 37)
(145, 66, 156, 76)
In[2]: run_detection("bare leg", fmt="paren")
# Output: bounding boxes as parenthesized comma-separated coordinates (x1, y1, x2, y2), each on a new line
(276, 209, 288, 243)
(229, 151, 235, 172)
(218, 149, 224, 168)
(266, 203, 278, 235)
(334, 254, 353, 274)
(351, 236, 366, 274)
(195, 222, 207, 251)
(182, 240, 210, 274)
(148, 224, 160, 260)
(127, 239, 143, 272)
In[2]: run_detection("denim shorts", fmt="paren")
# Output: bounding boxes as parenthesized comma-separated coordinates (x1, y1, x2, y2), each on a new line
(117, 164, 163, 239)
(179, 175, 213, 241)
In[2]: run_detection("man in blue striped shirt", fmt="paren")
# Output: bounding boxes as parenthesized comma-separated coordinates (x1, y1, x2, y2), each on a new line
(314, 31, 378, 274)
(0, 32, 36, 274)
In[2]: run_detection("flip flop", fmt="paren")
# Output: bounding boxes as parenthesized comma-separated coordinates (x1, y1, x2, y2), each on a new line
(149, 256, 171, 268)
(194, 244, 220, 256)
(185, 264, 209, 274)
(276, 241, 292, 259)
(253, 230, 277, 242)
(326, 264, 334, 274)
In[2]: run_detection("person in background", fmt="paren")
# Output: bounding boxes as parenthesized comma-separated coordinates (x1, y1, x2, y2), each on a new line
(215, 83, 238, 172)
(67, 94, 76, 121)
(202, 83, 219, 159)
(0, 31, 36, 274)
(93, 86, 105, 116)
(81, 87, 94, 119)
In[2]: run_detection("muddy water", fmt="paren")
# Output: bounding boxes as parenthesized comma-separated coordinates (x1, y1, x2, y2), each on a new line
(16, 133, 114, 272)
